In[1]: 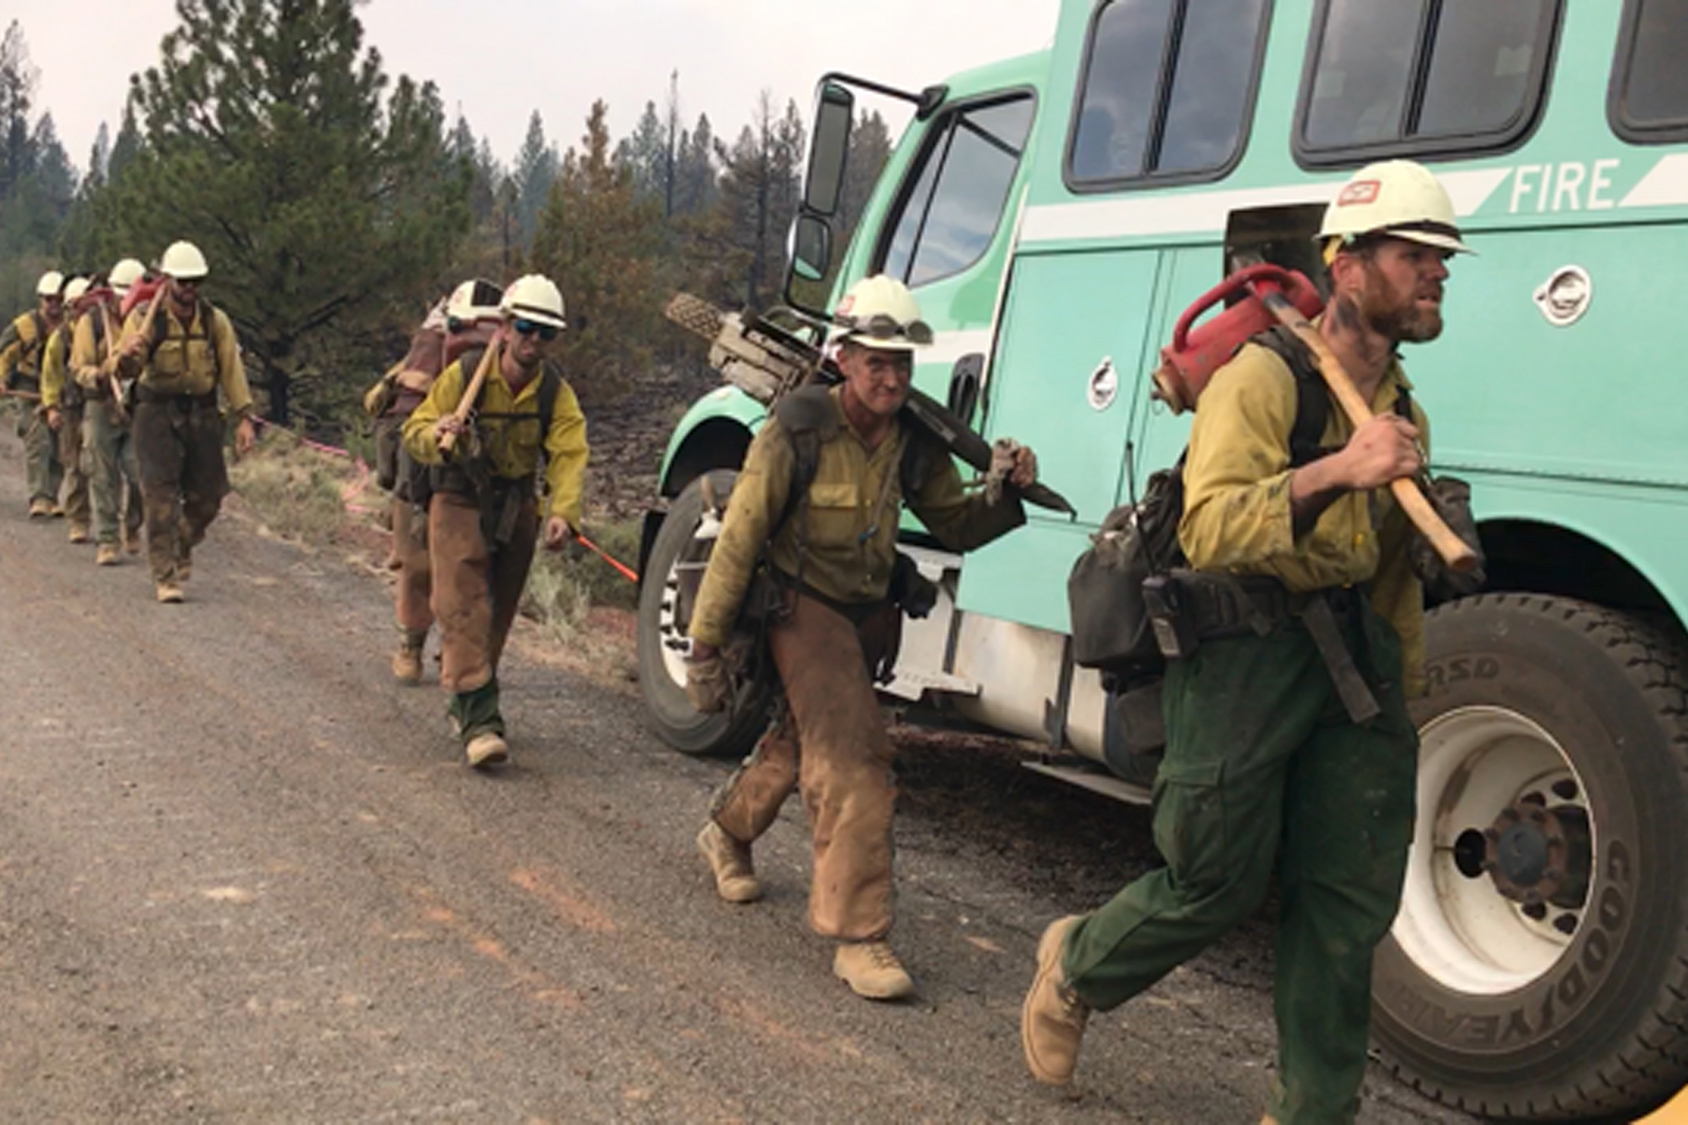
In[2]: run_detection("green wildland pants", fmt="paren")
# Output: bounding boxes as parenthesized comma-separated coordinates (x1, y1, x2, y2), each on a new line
(58, 405, 90, 527)
(1062, 598, 1418, 1125)
(20, 408, 63, 507)
(86, 402, 143, 545)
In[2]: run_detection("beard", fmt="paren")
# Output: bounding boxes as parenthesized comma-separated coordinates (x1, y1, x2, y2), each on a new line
(1358, 263, 1444, 344)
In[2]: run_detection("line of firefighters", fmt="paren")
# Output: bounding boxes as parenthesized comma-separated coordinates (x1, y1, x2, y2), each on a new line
(0, 155, 1477, 1125)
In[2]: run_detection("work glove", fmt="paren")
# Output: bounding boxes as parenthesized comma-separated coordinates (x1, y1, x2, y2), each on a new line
(685, 648, 732, 714)
(985, 438, 1038, 505)
(1411, 476, 1486, 603)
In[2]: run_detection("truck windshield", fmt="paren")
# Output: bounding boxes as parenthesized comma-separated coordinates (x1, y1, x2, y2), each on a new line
(880, 97, 1035, 288)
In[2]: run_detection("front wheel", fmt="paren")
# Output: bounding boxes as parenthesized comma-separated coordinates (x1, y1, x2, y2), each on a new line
(1373, 595, 1688, 1122)
(636, 471, 773, 757)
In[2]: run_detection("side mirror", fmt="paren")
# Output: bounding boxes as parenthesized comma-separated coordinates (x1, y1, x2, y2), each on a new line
(789, 215, 833, 284)
(947, 352, 984, 425)
(803, 82, 854, 217)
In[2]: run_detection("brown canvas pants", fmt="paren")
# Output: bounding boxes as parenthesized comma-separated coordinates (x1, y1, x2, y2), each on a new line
(428, 488, 538, 693)
(393, 496, 433, 634)
(711, 593, 899, 942)
(57, 405, 90, 526)
(132, 396, 228, 584)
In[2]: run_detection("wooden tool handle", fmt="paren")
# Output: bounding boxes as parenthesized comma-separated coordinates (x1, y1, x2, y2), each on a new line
(1259, 291, 1478, 573)
(438, 339, 500, 455)
(98, 306, 129, 422)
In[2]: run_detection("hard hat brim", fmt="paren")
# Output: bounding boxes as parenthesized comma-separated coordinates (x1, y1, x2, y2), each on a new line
(1391, 228, 1477, 256)
(504, 305, 567, 330)
(846, 335, 926, 352)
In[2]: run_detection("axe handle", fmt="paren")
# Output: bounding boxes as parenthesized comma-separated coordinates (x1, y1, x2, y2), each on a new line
(438, 340, 500, 455)
(1258, 290, 1478, 573)
(98, 306, 129, 422)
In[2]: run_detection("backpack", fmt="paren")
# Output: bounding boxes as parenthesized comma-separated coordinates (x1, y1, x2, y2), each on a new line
(1067, 327, 1412, 682)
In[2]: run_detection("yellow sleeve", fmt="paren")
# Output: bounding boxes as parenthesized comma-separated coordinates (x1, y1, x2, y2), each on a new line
(212, 310, 254, 416)
(40, 331, 66, 407)
(70, 316, 102, 389)
(904, 431, 1026, 552)
(0, 315, 30, 384)
(402, 360, 466, 466)
(541, 378, 589, 529)
(115, 308, 146, 378)
(1178, 345, 1301, 570)
(688, 420, 794, 648)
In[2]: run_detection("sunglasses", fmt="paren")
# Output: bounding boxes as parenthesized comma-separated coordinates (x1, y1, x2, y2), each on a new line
(837, 312, 934, 346)
(512, 318, 560, 342)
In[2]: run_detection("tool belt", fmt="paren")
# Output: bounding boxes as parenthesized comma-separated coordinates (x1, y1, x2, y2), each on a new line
(1149, 571, 1383, 724)
(133, 385, 217, 410)
(432, 461, 536, 547)
(9, 373, 40, 394)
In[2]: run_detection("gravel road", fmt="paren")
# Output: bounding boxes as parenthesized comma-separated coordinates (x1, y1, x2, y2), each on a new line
(0, 434, 1475, 1124)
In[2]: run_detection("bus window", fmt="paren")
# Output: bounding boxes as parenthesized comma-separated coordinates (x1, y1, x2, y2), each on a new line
(1298, 0, 1559, 164)
(1611, 0, 1688, 141)
(1068, 0, 1271, 188)
(879, 96, 1035, 289)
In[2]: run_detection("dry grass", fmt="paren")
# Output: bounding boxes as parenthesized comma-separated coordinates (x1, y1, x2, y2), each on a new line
(520, 518, 643, 641)
(228, 429, 358, 546)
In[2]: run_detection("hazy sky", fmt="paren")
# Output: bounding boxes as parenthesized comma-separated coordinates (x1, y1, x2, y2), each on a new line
(21, 1, 1060, 173)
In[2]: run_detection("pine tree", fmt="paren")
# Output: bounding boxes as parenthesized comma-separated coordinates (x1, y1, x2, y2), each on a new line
(88, 0, 470, 427)
(513, 110, 557, 248)
(709, 93, 806, 310)
(530, 100, 665, 406)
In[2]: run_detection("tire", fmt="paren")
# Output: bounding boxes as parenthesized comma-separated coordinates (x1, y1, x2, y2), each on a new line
(636, 471, 773, 757)
(1373, 594, 1688, 1122)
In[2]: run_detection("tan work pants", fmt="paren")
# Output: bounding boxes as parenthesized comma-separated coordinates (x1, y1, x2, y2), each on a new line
(393, 496, 433, 634)
(428, 488, 538, 693)
(711, 594, 899, 941)
(57, 405, 90, 526)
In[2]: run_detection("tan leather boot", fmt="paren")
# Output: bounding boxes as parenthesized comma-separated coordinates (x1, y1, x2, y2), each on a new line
(123, 526, 141, 554)
(833, 941, 915, 1001)
(155, 581, 185, 604)
(1022, 915, 1091, 1085)
(392, 630, 427, 685)
(465, 732, 508, 769)
(28, 498, 51, 519)
(94, 543, 121, 566)
(696, 821, 761, 903)
(68, 521, 90, 543)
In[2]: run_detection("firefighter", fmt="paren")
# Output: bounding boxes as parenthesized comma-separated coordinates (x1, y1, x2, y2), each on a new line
(369, 279, 503, 684)
(41, 275, 95, 543)
(116, 241, 257, 603)
(685, 275, 1040, 1001)
(73, 258, 148, 565)
(401, 274, 588, 769)
(1021, 160, 1473, 1125)
(0, 270, 68, 518)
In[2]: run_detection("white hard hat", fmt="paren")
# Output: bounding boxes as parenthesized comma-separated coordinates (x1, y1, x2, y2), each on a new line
(1319, 159, 1473, 256)
(36, 270, 65, 297)
(499, 274, 567, 330)
(832, 274, 932, 352)
(159, 240, 210, 280)
(447, 278, 505, 324)
(109, 258, 147, 295)
(62, 277, 91, 303)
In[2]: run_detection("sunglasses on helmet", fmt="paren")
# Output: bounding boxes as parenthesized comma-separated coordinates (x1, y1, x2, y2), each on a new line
(836, 312, 934, 346)
(512, 318, 560, 342)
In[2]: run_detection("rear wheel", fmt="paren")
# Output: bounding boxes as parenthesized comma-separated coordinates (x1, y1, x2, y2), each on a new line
(1373, 595, 1688, 1122)
(636, 471, 772, 757)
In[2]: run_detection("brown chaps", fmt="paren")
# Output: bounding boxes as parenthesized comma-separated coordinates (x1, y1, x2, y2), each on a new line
(711, 594, 899, 942)
(393, 496, 433, 634)
(132, 398, 228, 584)
(428, 489, 538, 693)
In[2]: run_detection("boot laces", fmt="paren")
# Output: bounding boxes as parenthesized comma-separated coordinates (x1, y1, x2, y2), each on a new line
(865, 942, 902, 971)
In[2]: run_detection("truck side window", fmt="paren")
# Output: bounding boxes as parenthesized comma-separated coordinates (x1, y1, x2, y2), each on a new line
(1611, 0, 1688, 141)
(879, 96, 1035, 289)
(1068, 0, 1271, 187)
(1299, 0, 1558, 163)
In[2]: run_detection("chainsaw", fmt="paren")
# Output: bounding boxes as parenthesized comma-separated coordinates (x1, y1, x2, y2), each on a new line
(664, 293, 1075, 516)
